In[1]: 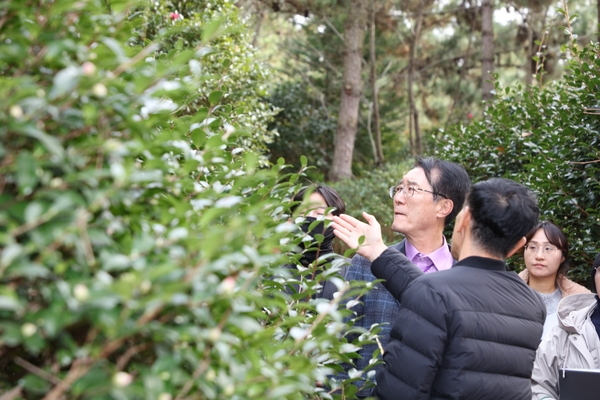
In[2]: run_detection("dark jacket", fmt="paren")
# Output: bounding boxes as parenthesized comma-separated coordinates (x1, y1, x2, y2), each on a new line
(372, 248, 546, 400)
(344, 240, 407, 371)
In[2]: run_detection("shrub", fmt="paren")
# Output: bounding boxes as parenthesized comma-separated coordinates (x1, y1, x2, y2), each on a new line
(436, 42, 600, 283)
(0, 1, 374, 398)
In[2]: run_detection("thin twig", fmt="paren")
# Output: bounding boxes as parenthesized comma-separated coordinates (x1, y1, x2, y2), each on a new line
(116, 343, 150, 370)
(0, 386, 22, 400)
(14, 357, 62, 385)
(77, 209, 96, 268)
(112, 43, 159, 77)
(567, 159, 600, 164)
(42, 358, 92, 400)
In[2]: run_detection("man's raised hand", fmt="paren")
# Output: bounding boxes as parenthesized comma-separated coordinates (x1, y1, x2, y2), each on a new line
(331, 212, 388, 262)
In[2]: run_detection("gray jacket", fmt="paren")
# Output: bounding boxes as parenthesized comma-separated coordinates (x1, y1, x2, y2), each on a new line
(531, 294, 600, 399)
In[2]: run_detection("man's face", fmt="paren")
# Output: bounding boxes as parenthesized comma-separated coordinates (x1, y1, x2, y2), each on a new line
(391, 167, 443, 236)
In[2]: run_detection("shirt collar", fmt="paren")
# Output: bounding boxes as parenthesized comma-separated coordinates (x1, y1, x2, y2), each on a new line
(405, 236, 454, 271)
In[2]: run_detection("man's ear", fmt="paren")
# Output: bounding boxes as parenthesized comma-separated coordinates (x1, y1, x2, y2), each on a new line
(507, 237, 527, 258)
(452, 206, 469, 235)
(437, 198, 454, 219)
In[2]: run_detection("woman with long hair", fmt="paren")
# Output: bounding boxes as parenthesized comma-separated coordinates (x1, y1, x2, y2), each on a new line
(520, 221, 590, 336)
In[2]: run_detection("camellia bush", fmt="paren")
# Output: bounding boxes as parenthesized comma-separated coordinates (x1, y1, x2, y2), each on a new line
(436, 39, 600, 283)
(0, 0, 378, 398)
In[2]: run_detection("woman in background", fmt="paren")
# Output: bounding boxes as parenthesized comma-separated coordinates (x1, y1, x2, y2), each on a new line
(530, 254, 600, 399)
(520, 221, 590, 336)
(289, 184, 347, 300)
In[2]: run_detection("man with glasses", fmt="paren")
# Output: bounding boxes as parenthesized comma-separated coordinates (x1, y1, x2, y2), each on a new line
(342, 157, 470, 396)
(334, 178, 546, 399)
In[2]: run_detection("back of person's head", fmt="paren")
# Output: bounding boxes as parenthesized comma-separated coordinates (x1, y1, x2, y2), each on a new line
(525, 221, 570, 277)
(468, 178, 539, 258)
(590, 253, 600, 294)
(291, 184, 346, 217)
(415, 157, 471, 226)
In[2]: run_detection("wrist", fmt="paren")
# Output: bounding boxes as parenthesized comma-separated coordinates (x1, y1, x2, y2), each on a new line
(368, 242, 388, 262)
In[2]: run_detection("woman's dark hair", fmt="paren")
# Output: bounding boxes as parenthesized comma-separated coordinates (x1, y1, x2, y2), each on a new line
(291, 184, 346, 216)
(525, 221, 569, 281)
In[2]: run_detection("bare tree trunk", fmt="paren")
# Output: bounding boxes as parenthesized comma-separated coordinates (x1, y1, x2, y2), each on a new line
(481, 0, 495, 101)
(369, 0, 384, 166)
(251, 9, 264, 48)
(329, 0, 368, 181)
(524, 19, 533, 86)
(408, 6, 424, 155)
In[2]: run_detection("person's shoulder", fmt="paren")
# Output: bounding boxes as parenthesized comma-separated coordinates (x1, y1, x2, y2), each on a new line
(559, 275, 591, 296)
(517, 268, 529, 282)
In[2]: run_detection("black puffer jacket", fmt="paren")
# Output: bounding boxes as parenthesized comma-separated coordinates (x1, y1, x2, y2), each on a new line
(371, 248, 545, 400)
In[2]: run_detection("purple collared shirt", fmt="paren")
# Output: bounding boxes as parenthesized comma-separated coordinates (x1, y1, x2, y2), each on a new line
(405, 236, 453, 274)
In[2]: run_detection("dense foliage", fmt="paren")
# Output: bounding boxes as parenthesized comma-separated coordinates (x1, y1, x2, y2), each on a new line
(437, 41, 600, 283)
(0, 0, 377, 398)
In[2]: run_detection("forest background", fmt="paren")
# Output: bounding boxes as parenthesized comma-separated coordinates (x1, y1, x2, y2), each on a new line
(256, 0, 599, 281)
(0, 0, 598, 398)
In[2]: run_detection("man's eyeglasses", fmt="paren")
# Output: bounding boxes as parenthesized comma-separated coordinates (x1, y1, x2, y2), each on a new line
(524, 244, 559, 256)
(389, 185, 448, 199)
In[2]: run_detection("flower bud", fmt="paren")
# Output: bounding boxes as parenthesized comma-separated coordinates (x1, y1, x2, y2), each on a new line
(21, 323, 37, 337)
(113, 371, 133, 387)
(9, 105, 23, 118)
(82, 61, 96, 76)
(218, 276, 236, 294)
(73, 284, 90, 301)
(92, 83, 107, 98)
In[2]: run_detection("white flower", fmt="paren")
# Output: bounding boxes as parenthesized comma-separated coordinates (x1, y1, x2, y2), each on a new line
(73, 284, 89, 301)
(9, 105, 23, 118)
(113, 371, 133, 387)
(92, 83, 107, 97)
(21, 323, 37, 337)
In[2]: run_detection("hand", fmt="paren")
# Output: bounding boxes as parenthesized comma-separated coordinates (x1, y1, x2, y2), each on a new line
(331, 212, 388, 262)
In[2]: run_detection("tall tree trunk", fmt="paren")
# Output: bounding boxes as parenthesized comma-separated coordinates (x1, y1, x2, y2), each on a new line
(524, 20, 533, 86)
(369, 0, 384, 166)
(481, 0, 494, 101)
(408, 6, 424, 156)
(329, 0, 368, 181)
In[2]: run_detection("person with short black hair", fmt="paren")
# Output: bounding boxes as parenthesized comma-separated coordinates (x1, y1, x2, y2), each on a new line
(333, 178, 546, 399)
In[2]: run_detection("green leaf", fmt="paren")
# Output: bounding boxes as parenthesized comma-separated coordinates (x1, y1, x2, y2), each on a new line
(208, 91, 223, 105)
(21, 373, 51, 394)
(16, 151, 38, 195)
(0, 288, 23, 312)
(202, 17, 226, 44)
(49, 65, 81, 99)
(16, 124, 65, 160)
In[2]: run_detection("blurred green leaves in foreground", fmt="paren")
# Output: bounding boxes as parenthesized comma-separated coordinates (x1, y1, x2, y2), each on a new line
(0, 0, 378, 398)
